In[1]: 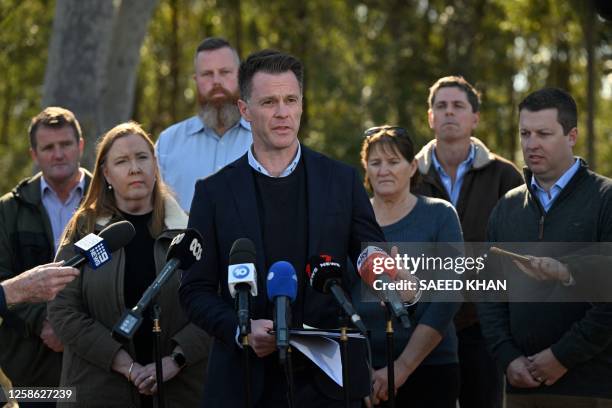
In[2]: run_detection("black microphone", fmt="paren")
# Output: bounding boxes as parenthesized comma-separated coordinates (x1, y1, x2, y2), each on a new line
(64, 221, 136, 268)
(306, 255, 367, 335)
(227, 238, 258, 337)
(112, 228, 204, 343)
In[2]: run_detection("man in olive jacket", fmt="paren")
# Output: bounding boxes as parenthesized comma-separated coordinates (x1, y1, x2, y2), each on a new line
(0, 107, 91, 393)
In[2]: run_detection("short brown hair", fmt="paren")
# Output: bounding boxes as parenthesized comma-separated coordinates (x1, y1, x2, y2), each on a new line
(239, 49, 303, 101)
(360, 125, 418, 191)
(28, 107, 82, 149)
(428, 76, 481, 113)
(518, 87, 577, 135)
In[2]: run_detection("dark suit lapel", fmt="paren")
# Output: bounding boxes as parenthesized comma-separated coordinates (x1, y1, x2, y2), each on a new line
(224, 156, 268, 297)
(304, 146, 330, 257)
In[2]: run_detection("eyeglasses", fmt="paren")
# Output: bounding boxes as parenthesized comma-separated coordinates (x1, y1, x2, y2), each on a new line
(363, 125, 409, 138)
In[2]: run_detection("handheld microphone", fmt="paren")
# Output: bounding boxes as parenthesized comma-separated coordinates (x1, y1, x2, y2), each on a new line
(357, 246, 411, 329)
(64, 221, 136, 268)
(112, 228, 204, 343)
(266, 261, 297, 361)
(227, 238, 258, 337)
(306, 255, 367, 335)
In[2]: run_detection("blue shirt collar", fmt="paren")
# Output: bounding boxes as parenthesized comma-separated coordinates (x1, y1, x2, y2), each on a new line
(530, 158, 580, 193)
(431, 143, 475, 176)
(41, 170, 85, 198)
(247, 143, 301, 178)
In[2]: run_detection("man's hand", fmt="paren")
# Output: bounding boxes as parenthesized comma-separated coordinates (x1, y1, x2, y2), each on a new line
(1, 261, 79, 305)
(513, 256, 571, 283)
(40, 319, 64, 352)
(248, 319, 276, 357)
(527, 348, 568, 386)
(506, 356, 541, 388)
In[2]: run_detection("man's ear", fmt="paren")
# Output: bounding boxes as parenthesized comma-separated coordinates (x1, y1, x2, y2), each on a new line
(238, 99, 250, 122)
(427, 109, 434, 129)
(567, 127, 578, 148)
(30, 147, 38, 166)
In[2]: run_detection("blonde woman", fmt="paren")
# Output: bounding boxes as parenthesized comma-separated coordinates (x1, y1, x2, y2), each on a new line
(48, 122, 209, 407)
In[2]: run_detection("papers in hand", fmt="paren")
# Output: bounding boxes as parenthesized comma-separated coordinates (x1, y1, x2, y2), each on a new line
(288, 327, 366, 387)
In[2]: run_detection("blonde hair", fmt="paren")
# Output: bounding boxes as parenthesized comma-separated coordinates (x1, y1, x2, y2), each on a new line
(62, 122, 170, 243)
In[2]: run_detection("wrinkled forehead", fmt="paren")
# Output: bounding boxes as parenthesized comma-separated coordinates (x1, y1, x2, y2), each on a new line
(519, 108, 561, 129)
(195, 47, 240, 70)
(249, 71, 302, 98)
(432, 86, 470, 105)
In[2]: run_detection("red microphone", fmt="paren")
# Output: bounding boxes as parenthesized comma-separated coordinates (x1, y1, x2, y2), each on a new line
(356, 246, 411, 328)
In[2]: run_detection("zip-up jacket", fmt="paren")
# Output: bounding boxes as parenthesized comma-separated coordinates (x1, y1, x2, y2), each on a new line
(479, 159, 612, 398)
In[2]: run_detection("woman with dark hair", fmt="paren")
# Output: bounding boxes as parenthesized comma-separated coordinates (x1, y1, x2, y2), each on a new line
(355, 125, 462, 407)
(48, 122, 209, 407)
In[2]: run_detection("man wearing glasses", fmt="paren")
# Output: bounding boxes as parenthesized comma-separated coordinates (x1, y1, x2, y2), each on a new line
(414, 76, 523, 408)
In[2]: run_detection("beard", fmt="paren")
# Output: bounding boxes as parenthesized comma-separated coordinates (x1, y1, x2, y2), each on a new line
(197, 86, 241, 133)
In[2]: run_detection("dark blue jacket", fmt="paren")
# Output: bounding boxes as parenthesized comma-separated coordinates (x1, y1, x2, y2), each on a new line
(180, 145, 385, 407)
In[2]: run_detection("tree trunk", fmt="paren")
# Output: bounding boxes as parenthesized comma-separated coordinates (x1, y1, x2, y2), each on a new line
(100, 0, 159, 137)
(42, 0, 158, 169)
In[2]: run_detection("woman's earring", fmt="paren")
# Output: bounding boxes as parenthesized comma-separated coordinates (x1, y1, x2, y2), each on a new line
(108, 183, 113, 190)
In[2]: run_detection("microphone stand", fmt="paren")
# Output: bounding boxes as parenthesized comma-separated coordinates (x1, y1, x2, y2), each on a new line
(384, 304, 395, 408)
(282, 346, 296, 408)
(152, 303, 165, 408)
(240, 328, 252, 408)
(338, 314, 351, 408)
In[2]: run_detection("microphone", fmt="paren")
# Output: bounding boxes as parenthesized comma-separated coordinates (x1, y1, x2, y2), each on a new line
(357, 246, 411, 329)
(112, 228, 204, 343)
(306, 255, 367, 335)
(266, 261, 297, 361)
(227, 238, 258, 337)
(64, 221, 136, 268)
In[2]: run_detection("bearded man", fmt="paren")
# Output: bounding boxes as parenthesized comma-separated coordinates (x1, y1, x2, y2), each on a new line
(156, 37, 252, 212)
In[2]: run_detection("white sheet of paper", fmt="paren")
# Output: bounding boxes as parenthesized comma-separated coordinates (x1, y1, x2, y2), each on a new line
(289, 335, 343, 386)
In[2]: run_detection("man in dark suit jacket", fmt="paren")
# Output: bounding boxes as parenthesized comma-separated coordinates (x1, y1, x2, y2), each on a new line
(180, 50, 385, 407)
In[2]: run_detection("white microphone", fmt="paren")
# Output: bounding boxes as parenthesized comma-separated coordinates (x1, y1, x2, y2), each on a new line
(227, 238, 258, 336)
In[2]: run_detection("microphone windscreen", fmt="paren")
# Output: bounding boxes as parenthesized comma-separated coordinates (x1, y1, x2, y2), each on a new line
(166, 228, 204, 269)
(99, 221, 136, 252)
(266, 261, 297, 302)
(357, 246, 398, 286)
(229, 238, 256, 265)
(306, 256, 343, 294)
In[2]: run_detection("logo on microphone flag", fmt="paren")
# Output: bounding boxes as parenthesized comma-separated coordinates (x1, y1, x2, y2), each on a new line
(232, 265, 250, 279)
(74, 233, 111, 269)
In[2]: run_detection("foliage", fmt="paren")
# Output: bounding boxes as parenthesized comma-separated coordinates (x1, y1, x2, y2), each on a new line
(1, 0, 611, 193)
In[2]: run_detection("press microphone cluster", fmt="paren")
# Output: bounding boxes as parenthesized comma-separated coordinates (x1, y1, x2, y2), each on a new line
(65, 220, 136, 269)
(357, 246, 412, 328)
(227, 238, 258, 337)
(306, 255, 367, 335)
(266, 261, 297, 362)
(112, 228, 204, 343)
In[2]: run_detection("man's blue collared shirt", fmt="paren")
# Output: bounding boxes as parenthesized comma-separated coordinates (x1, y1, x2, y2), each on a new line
(530, 158, 580, 212)
(41, 171, 85, 252)
(247, 144, 301, 178)
(155, 116, 252, 212)
(431, 144, 475, 207)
